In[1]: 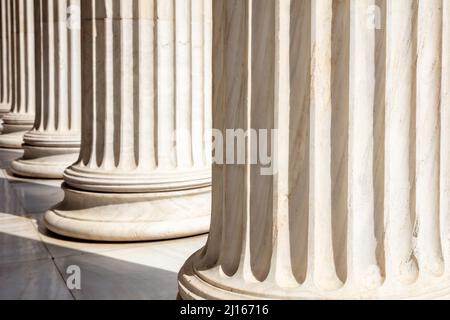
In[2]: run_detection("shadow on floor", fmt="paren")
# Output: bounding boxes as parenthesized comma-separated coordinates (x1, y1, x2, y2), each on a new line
(0, 177, 64, 218)
(0, 231, 180, 300)
(0, 149, 23, 170)
(0, 149, 184, 300)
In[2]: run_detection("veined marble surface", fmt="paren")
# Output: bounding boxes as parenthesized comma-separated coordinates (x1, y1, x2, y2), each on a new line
(0, 149, 206, 300)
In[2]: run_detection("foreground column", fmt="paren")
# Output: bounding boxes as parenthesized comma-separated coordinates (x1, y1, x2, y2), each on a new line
(0, 0, 35, 149)
(0, 0, 13, 130)
(11, 0, 81, 178)
(179, 0, 450, 299)
(45, 0, 212, 241)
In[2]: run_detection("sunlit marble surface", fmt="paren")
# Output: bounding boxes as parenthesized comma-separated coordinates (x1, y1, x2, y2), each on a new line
(0, 149, 207, 300)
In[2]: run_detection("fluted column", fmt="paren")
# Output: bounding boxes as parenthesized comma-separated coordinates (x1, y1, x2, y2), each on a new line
(11, 0, 81, 178)
(44, 0, 212, 241)
(0, 0, 13, 129)
(179, 0, 450, 299)
(0, 0, 35, 149)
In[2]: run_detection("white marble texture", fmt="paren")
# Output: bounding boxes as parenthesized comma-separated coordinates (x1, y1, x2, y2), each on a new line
(0, 0, 13, 129)
(11, 0, 82, 179)
(0, 149, 206, 300)
(178, 0, 450, 300)
(0, 0, 35, 149)
(44, 0, 213, 242)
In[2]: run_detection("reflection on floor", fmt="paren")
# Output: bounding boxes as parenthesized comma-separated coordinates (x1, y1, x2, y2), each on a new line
(0, 149, 207, 300)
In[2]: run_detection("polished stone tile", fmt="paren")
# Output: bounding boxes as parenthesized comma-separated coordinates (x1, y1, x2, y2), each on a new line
(0, 149, 23, 171)
(0, 149, 208, 300)
(0, 218, 50, 265)
(33, 218, 179, 259)
(10, 181, 64, 216)
(54, 255, 177, 300)
(53, 236, 206, 300)
(93, 235, 207, 273)
(0, 178, 26, 217)
(0, 259, 73, 300)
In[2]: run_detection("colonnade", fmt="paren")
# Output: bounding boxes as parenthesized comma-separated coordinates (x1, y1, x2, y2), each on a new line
(1, 0, 450, 299)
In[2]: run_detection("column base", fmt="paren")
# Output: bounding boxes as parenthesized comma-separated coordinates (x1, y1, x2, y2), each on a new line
(0, 113, 35, 149)
(0, 104, 10, 133)
(10, 131, 80, 178)
(44, 185, 211, 242)
(178, 251, 450, 300)
(0, 128, 29, 149)
(0, 103, 11, 116)
(10, 146, 79, 179)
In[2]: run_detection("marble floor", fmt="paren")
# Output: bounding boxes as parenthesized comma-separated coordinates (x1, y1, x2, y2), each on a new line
(0, 149, 207, 300)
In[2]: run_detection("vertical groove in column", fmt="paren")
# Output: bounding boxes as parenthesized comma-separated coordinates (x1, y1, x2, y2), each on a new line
(17, 0, 27, 114)
(415, 0, 444, 277)
(384, 0, 418, 285)
(56, 0, 68, 131)
(34, 0, 43, 130)
(0, 0, 12, 111)
(100, 0, 116, 170)
(441, 0, 450, 273)
(203, 0, 212, 167)
(137, 0, 157, 171)
(347, 0, 380, 288)
(218, 0, 248, 277)
(308, 0, 341, 291)
(175, 0, 192, 169)
(80, 0, 96, 167)
(200, 0, 223, 269)
(191, 0, 205, 168)
(69, 0, 81, 131)
(24, 0, 35, 115)
(118, 1, 136, 171)
(157, 0, 176, 169)
(268, 0, 297, 287)
(43, 0, 56, 131)
(247, 0, 274, 283)
(330, 0, 350, 282)
(10, 0, 18, 114)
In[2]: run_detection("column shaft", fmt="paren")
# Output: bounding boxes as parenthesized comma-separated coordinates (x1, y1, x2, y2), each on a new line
(0, 0, 13, 122)
(44, 0, 212, 242)
(0, 0, 35, 149)
(11, 0, 82, 178)
(179, 0, 450, 300)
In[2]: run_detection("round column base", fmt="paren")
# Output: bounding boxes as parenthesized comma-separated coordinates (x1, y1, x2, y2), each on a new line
(10, 145, 80, 179)
(0, 103, 11, 115)
(178, 251, 450, 300)
(0, 106, 10, 132)
(0, 127, 30, 149)
(44, 185, 211, 242)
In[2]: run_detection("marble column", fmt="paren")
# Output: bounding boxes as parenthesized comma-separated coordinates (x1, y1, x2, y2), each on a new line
(0, 0, 13, 130)
(0, 0, 35, 149)
(179, 0, 450, 299)
(44, 0, 212, 241)
(11, 0, 81, 178)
